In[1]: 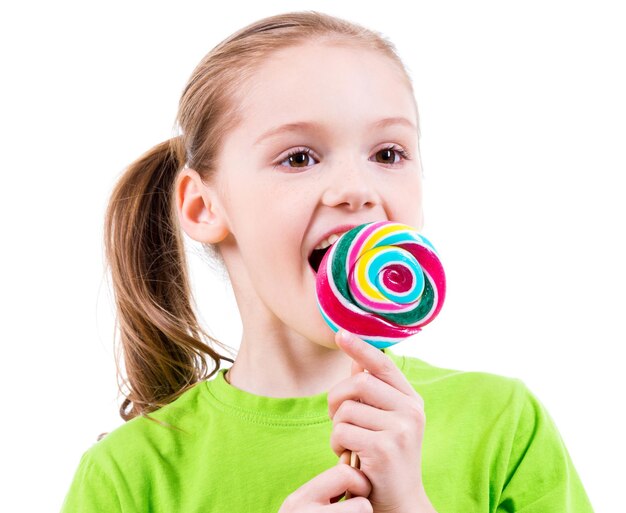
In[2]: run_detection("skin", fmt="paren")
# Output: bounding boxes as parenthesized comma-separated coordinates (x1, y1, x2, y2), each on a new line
(176, 41, 436, 512)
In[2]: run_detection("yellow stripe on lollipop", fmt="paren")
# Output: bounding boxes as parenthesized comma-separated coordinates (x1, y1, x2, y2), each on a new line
(360, 223, 402, 253)
(354, 246, 394, 302)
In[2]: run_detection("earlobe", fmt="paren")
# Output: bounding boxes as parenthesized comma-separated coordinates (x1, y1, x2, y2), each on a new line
(175, 168, 229, 244)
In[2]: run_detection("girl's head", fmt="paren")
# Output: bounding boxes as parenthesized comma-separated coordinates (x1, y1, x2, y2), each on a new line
(105, 11, 422, 421)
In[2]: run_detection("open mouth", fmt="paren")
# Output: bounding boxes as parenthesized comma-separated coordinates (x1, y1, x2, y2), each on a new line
(308, 246, 332, 275)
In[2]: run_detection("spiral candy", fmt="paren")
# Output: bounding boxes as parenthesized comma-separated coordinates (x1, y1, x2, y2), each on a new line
(315, 221, 446, 349)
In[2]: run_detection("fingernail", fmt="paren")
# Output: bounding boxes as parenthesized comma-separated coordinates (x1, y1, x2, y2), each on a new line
(339, 330, 352, 344)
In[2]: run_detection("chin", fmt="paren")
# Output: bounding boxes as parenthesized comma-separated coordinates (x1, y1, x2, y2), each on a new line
(324, 329, 342, 350)
(304, 326, 339, 351)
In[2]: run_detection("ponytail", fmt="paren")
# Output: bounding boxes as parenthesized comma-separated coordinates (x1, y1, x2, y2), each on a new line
(104, 136, 235, 421)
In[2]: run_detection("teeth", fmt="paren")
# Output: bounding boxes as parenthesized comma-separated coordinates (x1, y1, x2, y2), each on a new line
(314, 231, 347, 251)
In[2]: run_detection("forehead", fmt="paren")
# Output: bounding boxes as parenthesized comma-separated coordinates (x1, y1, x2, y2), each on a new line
(233, 42, 417, 136)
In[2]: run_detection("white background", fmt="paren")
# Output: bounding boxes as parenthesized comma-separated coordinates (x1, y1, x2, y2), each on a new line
(1, 1, 624, 511)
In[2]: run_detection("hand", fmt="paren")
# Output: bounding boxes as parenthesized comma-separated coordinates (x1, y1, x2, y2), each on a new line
(277, 463, 373, 512)
(327, 330, 436, 513)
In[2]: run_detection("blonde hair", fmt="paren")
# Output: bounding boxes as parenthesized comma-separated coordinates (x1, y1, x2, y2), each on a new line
(104, 10, 418, 421)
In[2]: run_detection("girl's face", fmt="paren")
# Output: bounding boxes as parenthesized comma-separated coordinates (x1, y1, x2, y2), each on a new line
(209, 41, 423, 348)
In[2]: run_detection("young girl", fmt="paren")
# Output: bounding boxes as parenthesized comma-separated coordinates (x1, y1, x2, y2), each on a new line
(61, 11, 594, 513)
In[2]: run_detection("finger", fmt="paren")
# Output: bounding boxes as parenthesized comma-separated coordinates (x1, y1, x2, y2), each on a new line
(294, 463, 371, 505)
(329, 495, 372, 511)
(331, 452, 354, 504)
(336, 330, 415, 396)
(332, 399, 390, 432)
(330, 421, 374, 457)
(328, 371, 415, 419)
(351, 358, 364, 376)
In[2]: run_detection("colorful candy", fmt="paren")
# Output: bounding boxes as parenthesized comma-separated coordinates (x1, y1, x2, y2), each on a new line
(315, 221, 446, 349)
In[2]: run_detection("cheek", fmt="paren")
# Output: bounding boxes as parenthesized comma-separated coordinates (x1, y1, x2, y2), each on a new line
(389, 177, 424, 228)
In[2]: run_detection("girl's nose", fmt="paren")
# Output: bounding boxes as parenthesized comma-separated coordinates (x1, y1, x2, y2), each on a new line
(321, 160, 382, 211)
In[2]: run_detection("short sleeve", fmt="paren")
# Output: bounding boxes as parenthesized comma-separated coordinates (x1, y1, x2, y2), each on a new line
(60, 451, 122, 513)
(497, 381, 594, 512)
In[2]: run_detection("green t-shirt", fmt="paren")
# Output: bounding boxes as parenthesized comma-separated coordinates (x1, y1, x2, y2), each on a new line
(60, 348, 594, 512)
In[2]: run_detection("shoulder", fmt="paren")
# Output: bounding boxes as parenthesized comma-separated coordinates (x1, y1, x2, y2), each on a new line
(382, 349, 594, 510)
(385, 347, 526, 398)
(384, 347, 532, 425)
(62, 381, 213, 511)
(84, 381, 208, 472)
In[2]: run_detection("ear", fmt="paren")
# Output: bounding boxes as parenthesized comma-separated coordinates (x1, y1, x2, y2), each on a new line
(175, 168, 229, 244)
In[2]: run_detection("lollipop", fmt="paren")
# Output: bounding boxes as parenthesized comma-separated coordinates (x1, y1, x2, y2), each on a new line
(315, 220, 446, 349)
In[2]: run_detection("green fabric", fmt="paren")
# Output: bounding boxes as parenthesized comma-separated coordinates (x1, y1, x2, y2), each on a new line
(60, 348, 594, 512)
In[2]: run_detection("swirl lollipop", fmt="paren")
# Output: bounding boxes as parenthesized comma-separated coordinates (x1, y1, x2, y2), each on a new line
(315, 220, 446, 349)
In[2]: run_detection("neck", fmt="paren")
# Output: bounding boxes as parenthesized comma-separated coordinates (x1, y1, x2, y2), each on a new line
(224, 331, 354, 398)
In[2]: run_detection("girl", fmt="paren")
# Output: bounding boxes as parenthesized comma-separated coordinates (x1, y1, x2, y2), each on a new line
(61, 11, 593, 513)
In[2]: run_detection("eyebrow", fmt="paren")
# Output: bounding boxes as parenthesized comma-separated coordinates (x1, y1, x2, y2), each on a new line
(254, 116, 417, 145)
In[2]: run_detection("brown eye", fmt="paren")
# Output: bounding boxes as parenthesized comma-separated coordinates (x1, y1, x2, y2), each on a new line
(375, 148, 399, 164)
(288, 152, 312, 167)
(278, 148, 317, 169)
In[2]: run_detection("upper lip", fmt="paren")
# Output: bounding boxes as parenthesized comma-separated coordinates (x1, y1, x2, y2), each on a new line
(307, 223, 372, 258)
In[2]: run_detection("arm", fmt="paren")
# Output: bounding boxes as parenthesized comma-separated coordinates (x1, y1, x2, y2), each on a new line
(60, 451, 122, 513)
